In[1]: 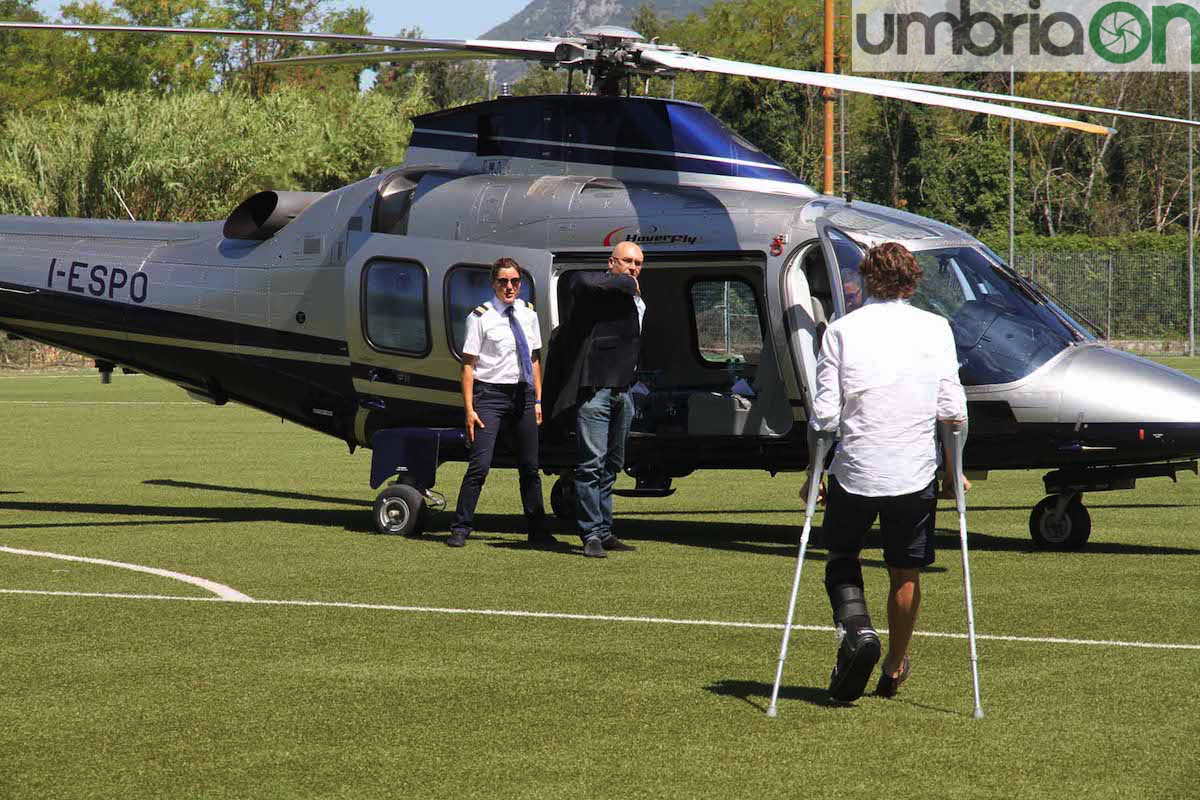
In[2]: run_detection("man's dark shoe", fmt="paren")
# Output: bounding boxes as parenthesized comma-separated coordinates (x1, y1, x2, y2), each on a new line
(875, 656, 911, 698)
(583, 538, 607, 558)
(528, 531, 559, 546)
(828, 624, 881, 702)
(602, 536, 637, 552)
(446, 531, 467, 548)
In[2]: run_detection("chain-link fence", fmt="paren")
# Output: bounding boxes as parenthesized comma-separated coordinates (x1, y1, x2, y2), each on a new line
(691, 280, 763, 364)
(1014, 251, 1196, 353)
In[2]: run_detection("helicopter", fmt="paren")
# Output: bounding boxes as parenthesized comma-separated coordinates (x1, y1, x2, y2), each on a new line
(1, 20, 1199, 551)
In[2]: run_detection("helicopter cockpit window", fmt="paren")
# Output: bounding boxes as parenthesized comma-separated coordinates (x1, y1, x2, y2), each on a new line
(446, 265, 534, 357)
(909, 246, 1074, 385)
(363, 259, 429, 356)
(689, 280, 763, 366)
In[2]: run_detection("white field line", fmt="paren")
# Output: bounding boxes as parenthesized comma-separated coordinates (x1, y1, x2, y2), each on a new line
(0, 547, 254, 602)
(1, 588, 1197, 652)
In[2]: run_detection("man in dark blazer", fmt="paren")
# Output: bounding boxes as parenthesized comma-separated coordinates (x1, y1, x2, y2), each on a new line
(543, 241, 645, 558)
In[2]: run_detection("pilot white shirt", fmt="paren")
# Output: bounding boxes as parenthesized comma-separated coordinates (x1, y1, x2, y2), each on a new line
(462, 296, 542, 385)
(811, 297, 967, 497)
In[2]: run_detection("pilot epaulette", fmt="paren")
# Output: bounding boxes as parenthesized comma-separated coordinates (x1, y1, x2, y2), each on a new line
(471, 304, 488, 317)
(521, 298, 534, 311)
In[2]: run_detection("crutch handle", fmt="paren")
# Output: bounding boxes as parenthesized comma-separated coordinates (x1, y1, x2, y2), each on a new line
(804, 429, 835, 515)
(938, 419, 969, 514)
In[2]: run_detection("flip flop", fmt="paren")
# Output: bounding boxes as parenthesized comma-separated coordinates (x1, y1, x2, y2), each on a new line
(875, 656, 911, 698)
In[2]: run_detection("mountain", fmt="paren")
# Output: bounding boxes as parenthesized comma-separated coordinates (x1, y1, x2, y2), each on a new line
(480, 0, 712, 85)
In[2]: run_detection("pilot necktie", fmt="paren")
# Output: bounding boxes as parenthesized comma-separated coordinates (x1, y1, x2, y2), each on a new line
(505, 305, 534, 387)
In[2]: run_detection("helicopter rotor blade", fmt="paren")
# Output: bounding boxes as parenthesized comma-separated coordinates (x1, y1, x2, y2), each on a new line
(637, 49, 1115, 136)
(0, 22, 564, 60)
(260, 49, 506, 68)
(862, 79, 1200, 130)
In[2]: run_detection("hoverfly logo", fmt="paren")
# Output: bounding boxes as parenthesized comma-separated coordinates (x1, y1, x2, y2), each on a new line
(603, 225, 699, 246)
(852, 0, 1200, 71)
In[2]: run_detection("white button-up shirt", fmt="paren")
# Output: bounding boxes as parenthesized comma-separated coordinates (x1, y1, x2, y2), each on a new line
(462, 297, 542, 385)
(811, 298, 967, 497)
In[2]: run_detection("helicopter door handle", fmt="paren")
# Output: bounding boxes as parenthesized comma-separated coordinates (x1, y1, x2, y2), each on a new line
(369, 367, 399, 383)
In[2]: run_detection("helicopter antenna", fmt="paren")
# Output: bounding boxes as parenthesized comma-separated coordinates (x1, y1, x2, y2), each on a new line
(110, 183, 136, 221)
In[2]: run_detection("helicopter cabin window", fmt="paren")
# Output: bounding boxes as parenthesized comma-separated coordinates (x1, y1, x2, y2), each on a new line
(363, 259, 429, 356)
(689, 280, 763, 367)
(445, 265, 534, 357)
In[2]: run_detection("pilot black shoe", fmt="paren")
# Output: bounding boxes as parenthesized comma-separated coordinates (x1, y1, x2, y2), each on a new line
(602, 536, 637, 552)
(828, 624, 881, 702)
(875, 656, 911, 699)
(446, 531, 467, 548)
(583, 538, 607, 558)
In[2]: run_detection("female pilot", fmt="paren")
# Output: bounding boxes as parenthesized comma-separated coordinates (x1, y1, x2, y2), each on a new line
(446, 257, 551, 547)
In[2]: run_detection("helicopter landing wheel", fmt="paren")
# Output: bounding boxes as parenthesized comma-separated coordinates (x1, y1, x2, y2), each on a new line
(550, 476, 576, 520)
(373, 483, 428, 536)
(1029, 493, 1091, 551)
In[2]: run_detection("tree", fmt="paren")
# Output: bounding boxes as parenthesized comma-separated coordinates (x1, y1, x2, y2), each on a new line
(373, 27, 489, 111)
(49, 0, 224, 102)
(0, 0, 53, 117)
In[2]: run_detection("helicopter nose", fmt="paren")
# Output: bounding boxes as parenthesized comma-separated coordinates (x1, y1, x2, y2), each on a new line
(1058, 345, 1200, 424)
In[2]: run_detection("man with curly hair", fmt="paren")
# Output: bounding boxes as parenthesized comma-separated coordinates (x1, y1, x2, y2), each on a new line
(810, 241, 968, 702)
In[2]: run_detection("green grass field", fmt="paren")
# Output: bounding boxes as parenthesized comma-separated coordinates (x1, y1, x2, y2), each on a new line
(2, 363, 1200, 799)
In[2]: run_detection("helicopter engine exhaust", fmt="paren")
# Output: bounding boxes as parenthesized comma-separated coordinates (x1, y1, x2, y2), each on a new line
(223, 190, 326, 241)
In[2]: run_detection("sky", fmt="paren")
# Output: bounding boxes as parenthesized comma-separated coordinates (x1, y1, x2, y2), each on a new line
(32, 0, 534, 40)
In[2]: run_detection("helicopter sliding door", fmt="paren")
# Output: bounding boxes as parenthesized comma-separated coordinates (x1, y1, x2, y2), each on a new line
(815, 221, 866, 319)
(780, 240, 837, 420)
(778, 225, 864, 421)
(345, 234, 553, 444)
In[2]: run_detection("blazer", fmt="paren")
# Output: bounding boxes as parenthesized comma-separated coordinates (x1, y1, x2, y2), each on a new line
(544, 270, 642, 422)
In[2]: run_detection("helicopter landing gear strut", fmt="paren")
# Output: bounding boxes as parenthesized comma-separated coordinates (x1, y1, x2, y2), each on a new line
(1032, 460, 1198, 550)
(372, 480, 446, 536)
(367, 427, 462, 536)
(1029, 492, 1091, 550)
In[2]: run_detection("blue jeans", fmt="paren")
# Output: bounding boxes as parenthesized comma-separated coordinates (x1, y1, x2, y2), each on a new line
(575, 387, 634, 543)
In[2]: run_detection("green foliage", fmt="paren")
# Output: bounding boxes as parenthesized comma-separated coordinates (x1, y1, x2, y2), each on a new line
(978, 231, 1194, 255)
(0, 86, 431, 221)
(370, 26, 488, 112)
(375, 50, 490, 110)
(511, 65, 568, 97)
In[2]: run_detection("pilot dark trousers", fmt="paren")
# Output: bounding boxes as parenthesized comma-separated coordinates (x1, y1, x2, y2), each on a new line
(451, 381, 545, 536)
(575, 386, 634, 543)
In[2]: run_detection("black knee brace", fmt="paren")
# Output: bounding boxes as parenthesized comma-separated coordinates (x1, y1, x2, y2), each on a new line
(825, 556, 872, 632)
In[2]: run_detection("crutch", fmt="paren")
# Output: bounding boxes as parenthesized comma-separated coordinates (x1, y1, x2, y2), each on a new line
(766, 429, 834, 718)
(941, 419, 984, 720)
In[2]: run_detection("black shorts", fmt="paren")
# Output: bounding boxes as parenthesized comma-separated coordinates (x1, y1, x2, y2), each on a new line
(821, 475, 938, 568)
